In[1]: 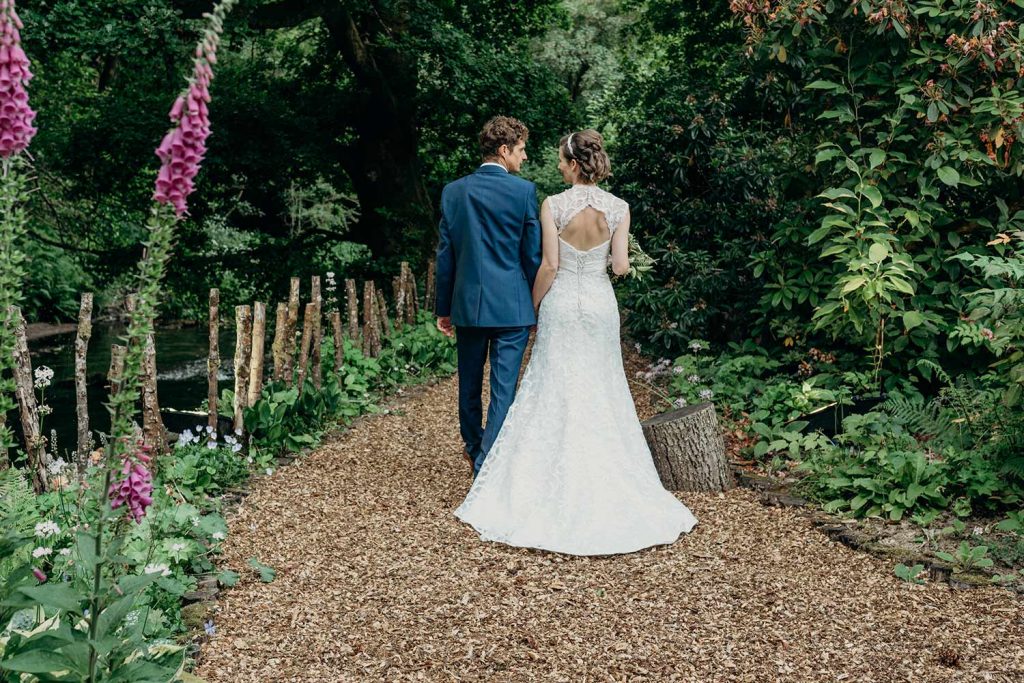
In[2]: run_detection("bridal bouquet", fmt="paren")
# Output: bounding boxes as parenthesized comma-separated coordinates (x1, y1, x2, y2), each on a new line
(623, 233, 656, 281)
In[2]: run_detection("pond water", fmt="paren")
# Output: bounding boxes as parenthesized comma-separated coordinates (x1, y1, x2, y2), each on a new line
(7, 323, 238, 459)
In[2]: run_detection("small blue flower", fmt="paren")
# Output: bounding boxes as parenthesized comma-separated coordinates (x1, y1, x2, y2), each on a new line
(204, 619, 216, 636)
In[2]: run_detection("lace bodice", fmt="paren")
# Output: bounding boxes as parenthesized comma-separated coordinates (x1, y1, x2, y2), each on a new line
(548, 184, 629, 236)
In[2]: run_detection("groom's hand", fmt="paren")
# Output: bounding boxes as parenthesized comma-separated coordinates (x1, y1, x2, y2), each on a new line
(437, 316, 455, 338)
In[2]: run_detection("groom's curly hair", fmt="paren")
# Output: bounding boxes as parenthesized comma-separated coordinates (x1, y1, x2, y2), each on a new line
(479, 116, 529, 161)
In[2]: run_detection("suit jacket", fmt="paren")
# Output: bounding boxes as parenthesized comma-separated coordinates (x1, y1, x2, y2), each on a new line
(434, 164, 542, 327)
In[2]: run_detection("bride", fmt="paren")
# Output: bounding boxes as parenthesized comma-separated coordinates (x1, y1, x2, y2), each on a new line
(454, 129, 698, 556)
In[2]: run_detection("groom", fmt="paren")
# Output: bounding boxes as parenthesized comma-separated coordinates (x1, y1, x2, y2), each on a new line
(434, 115, 542, 476)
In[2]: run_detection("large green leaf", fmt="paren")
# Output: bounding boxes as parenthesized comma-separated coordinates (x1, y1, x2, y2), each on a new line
(937, 166, 960, 187)
(0, 650, 79, 675)
(17, 584, 84, 614)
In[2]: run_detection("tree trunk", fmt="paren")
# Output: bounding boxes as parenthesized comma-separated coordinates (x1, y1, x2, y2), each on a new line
(296, 302, 315, 392)
(330, 310, 344, 373)
(345, 278, 360, 340)
(641, 402, 732, 492)
(10, 307, 49, 493)
(271, 301, 288, 382)
(233, 305, 253, 434)
(208, 289, 220, 431)
(74, 293, 93, 473)
(284, 277, 300, 387)
(249, 0, 433, 262)
(248, 301, 267, 406)
(310, 276, 322, 390)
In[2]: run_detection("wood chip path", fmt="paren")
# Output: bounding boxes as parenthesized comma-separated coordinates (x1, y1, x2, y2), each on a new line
(196, 358, 1024, 682)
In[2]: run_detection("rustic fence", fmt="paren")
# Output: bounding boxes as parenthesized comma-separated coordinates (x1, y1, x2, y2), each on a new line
(4, 260, 434, 493)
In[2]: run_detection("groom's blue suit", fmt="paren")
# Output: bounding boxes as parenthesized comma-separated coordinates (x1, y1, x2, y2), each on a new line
(435, 164, 542, 474)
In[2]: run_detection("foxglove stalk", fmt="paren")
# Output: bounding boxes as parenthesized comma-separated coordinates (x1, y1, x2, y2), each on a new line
(152, 1, 236, 215)
(108, 444, 154, 523)
(0, 0, 35, 157)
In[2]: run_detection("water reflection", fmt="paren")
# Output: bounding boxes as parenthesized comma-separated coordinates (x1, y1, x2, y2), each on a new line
(7, 323, 239, 458)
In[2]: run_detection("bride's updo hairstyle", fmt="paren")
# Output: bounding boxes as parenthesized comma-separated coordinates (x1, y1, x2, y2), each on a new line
(560, 129, 611, 183)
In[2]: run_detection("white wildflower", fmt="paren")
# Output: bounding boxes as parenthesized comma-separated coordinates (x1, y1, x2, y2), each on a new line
(211, 532, 226, 541)
(46, 459, 68, 476)
(688, 341, 703, 352)
(265, 468, 274, 476)
(206, 440, 217, 450)
(33, 366, 54, 389)
(170, 543, 186, 553)
(699, 388, 714, 401)
(34, 521, 60, 538)
(686, 374, 701, 384)
(32, 547, 53, 558)
(144, 563, 172, 577)
(38, 405, 52, 416)
(672, 366, 685, 375)
(191, 517, 201, 528)
(59, 548, 71, 556)
(673, 397, 687, 409)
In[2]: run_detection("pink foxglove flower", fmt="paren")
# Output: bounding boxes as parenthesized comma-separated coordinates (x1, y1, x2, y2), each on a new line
(108, 444, 154, 523)
(153, 36, 220, 215)
(0, 0, 36, 157)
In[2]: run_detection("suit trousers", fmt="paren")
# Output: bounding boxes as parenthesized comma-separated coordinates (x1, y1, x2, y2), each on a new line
(455, 326, 531, 475)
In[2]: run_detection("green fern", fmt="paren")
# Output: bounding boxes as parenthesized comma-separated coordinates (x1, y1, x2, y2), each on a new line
(0, 467, 38, 533)
(0, 468, 38, 582)
(883, 393, 957, 443)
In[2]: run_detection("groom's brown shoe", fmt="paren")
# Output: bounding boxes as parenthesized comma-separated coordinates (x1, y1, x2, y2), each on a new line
(462, 448, 475, 476)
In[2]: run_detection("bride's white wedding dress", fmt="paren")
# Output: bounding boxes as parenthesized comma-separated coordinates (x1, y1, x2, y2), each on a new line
(454, 184, 698, 556)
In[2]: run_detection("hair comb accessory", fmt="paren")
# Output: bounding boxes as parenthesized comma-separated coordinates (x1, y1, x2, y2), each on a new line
(566, 133, 575, 157)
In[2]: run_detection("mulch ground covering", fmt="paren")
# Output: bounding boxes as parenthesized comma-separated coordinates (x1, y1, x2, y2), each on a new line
(196, 351, 1024, 682)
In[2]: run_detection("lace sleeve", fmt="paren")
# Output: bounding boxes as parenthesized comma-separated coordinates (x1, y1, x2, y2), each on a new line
(548, 193, 566, 234)
(606, 197, 629, 235)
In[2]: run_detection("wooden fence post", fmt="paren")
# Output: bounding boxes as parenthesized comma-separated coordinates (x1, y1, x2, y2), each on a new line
(296, 302, 315, 392)
(127, 294, 166, 453)
(392, 275, 405, 331)
(399, 262, 412, 325)
(271, 302, 287, 381)
(109, 344, 126, 399)
(362, 281, 378, 357)
(208, 289, 220, 431)
(330, 310, 344, 374)
(233, 305, 252, 434)
(284, 277, 300, 386)
(376, 289, 392, 338)
(10, 307, 49, 493)
(345, 278, 360, 340)
(425, 259, 436, 314)
(74, 293, 93, 472)
(311, 276, 322, 390)
(248, 301, 266, 407)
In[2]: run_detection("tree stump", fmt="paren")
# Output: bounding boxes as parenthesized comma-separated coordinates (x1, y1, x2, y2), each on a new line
(641, 402, 732, 492)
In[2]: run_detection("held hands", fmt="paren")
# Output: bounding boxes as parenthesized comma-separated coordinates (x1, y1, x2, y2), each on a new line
(436, 316, 455, 338)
